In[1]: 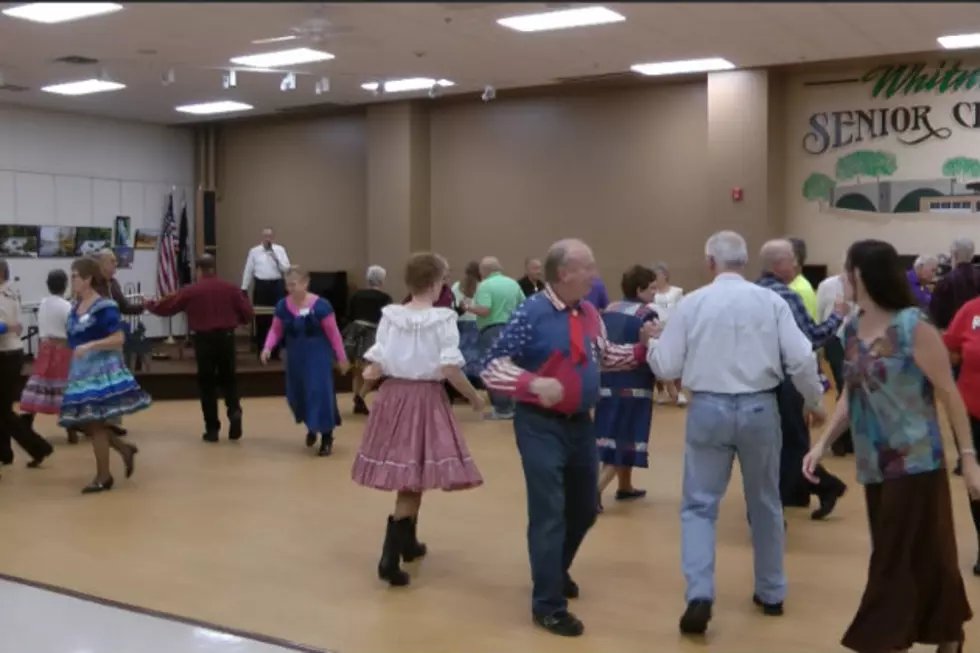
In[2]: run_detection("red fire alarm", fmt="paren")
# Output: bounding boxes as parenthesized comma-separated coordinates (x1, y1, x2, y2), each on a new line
(732, 187, 744, 202)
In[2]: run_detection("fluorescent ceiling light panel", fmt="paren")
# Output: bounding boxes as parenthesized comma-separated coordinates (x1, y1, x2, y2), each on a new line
(176, 101, 254, 116)
(938, 33, 980, 50)
(497, 6, 624, 33)
(631, 57, 735, 76)
(361, 78, 454, 93)
(2, 2, 122, 24)
(251, 35, 298, 45)
(230, 47, 333, 68)
(41, 78, 125, 96)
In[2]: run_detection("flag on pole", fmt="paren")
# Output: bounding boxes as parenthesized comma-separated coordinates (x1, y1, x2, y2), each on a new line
(156, 193, 179, 296)
(176, 198, 191, 286)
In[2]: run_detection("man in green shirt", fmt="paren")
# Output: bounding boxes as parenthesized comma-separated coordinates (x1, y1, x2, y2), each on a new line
(788, 237, 818, 320)
(462, 257, 525, 419)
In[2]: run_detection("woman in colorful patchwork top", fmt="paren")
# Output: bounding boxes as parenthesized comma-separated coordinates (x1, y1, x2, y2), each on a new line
(803, 239, 977, 653)
(59, 257, 149, 494)
(262, 266, 349, 457)
(594, 265, 658, 511)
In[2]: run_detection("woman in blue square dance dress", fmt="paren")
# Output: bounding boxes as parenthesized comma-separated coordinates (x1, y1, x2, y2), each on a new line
(60, 257, 150, 494)
(262, 265, 349, 456)
(594, 265, 659, 511)
(804, 240, 975, 653)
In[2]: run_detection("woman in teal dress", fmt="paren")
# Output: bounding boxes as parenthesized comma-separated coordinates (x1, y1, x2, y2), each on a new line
(594, 265, 658, 510)
(59, 257, 149, 494)
(804, 239, 976, 653)
(262, 266, 349, 456)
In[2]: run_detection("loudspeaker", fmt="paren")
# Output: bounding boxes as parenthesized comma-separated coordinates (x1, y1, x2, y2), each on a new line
(202, 190, 217, 255)
(309, 271, 349, 325)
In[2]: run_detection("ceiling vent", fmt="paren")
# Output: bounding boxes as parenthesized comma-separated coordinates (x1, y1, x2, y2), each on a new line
(53, 55, 99, 65)
(0, 83, 29, 92)
(555, 72, 635, 84)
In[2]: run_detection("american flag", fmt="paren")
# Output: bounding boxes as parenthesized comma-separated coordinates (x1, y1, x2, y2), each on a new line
(156, 193, 179, 296)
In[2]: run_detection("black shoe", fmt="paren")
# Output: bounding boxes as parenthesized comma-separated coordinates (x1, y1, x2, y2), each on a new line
(318, 432, 334, 457)
(66, 429, 80, 445)
(402, 517, 428, 562)
(305, 431, 317, 448)
(679, 599, 713, 636)
(811, 474, 847, 521)
(228, 411, 243, 441)
(752, 594, 784, 616)
(563, 575, 579, 599)
(353, 395, 370, 416)
(202, 431, 219, 443)
(378, 516, 411, 587)
(109, 425, 127, 436)
(81, 476, 114, 494)
(614, 488, 647, 501)
(532, 611, 584, 637)
(26, 449, 52, 469)
(122, 445, 138, 479)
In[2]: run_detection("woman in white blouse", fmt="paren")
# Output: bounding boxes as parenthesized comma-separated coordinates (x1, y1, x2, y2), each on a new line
(649, 262, 687, 406)
(351, 252, 485, 588)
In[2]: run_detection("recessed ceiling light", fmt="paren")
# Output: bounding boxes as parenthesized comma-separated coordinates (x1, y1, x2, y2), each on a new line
(175, 101, 254, 116)
(41, 78, 125, 96)
(497, 6, 625, 33)
(361, 78, 454, 94)
(630, 58, 735, 76)
(251, 35, 298, 45)
(938, 33, 980, 50)
(230, 47, 333, 68)
(2, 3, 122, 24)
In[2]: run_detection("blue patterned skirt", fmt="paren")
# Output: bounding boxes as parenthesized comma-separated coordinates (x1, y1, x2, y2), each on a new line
(58, 349, 152, 427)
(458, 320, 482, 380)
(594, 389, 653, 468)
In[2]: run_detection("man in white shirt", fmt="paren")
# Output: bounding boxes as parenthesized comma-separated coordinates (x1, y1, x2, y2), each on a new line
(815, 268, 853, 456)
(241, 227, 290, 360)
(645, 231, 825, 637)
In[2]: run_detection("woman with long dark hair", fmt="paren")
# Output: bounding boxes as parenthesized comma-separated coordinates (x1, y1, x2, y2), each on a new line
(803, 239, 975, 653)
(60, 257, 149, 493)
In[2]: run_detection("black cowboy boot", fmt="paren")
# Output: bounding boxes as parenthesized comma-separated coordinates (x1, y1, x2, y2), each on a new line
(402, 516, 428, 562)
(318, 431, 334, 457)
(378, 516, 410, 587)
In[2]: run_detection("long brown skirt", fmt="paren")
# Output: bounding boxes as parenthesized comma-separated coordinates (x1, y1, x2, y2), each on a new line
(842, 469, 972, 652)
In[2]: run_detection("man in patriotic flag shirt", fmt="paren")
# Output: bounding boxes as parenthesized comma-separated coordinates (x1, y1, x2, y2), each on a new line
(482, 238, 655, 638)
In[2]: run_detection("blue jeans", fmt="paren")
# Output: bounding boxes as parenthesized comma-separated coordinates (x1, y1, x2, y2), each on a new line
(682, 391, 786, 605)
(514, 404, 598, 617)
(479, 324, 514, 415)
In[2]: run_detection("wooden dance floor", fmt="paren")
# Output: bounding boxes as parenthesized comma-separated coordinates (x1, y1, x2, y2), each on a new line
(2, 395, 979, 652)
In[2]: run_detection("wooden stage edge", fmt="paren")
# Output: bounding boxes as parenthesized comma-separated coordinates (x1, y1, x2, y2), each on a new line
(17, 352, 350, 401)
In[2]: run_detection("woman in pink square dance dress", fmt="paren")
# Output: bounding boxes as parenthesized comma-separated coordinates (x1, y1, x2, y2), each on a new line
(351, 252, 484, 587)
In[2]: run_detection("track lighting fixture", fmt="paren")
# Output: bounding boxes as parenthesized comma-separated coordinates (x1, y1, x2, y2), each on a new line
(481, 85, 496, 102)
(314, 76, 330, 95)
(280, 72, 296, 92)
(427, 84, 440, 99)
(222, 70, 237, 89)
(161, 68, 175, 86)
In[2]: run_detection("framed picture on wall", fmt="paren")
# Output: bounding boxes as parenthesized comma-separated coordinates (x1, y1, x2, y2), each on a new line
(114, 216, 131, 248)
(134, 229, 159, 250)
(73, 226, 113, 256)
(0, 225, 40, 258)
(114, 246, 134, 269)
(38, 226, 77, 258)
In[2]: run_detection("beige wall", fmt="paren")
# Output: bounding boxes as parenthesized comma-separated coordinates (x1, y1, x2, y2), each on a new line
(215, 114, 367, 284)
(780, 58, 980, 266)
(215, 77, 787, 295)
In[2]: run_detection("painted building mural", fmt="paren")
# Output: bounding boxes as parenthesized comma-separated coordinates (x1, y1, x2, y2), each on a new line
(795, 60, 980, 215)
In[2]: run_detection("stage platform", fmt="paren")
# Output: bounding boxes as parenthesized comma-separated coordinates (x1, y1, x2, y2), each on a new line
(17, 339, 353, 400)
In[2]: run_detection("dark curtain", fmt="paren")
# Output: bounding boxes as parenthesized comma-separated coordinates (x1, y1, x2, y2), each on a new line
(177, 201, 192, 286)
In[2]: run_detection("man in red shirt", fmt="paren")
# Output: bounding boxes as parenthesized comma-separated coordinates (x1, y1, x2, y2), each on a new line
(145, 255, 254, 442)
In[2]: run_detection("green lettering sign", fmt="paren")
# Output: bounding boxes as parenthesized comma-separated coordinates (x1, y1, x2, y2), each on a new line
(862, 61, 980, 99)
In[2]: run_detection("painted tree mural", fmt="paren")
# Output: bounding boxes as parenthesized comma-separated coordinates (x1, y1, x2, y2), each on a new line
(801, 172, 836, 209)
(941, 156, 980, 183)
(835, 150, 898, 184)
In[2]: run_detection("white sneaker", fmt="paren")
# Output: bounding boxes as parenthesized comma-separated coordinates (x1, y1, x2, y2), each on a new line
(676, 394, 688, 407)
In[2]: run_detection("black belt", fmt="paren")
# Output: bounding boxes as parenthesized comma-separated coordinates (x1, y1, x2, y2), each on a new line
(517, 402, 590, 422)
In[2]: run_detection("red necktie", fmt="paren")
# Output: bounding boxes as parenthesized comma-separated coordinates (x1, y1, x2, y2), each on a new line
(569, 308, 586, 364)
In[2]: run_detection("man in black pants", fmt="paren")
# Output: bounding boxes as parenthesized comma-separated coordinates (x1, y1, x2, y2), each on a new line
(240, 228, 289, 360)
(146, 256, 254, 442)
(0, 259, 53, 468)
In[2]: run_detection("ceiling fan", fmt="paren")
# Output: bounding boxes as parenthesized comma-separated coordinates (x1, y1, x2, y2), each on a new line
(252, 4, 355, 47)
